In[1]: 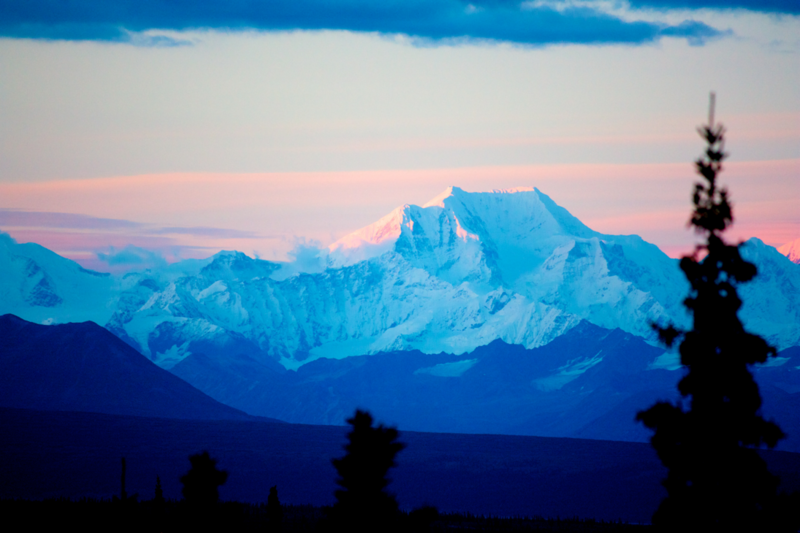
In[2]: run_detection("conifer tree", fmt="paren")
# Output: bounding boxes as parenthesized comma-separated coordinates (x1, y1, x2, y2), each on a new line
(331, 409, 405, 532)
(637, 94, 790, 530)
(154, 476, 164, 506)
(180, 450, 228, 506)
(120, 457, 127, 502)
(267, 485, 283, 530)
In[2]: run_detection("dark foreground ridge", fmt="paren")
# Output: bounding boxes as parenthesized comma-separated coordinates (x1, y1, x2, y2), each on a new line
(3, 407, 800, 524)
(0, 313, 273, 421)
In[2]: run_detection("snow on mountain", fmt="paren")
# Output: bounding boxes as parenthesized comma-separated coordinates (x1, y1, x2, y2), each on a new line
(0, 233, 117, 325)
(738, 238, 800, 349)
(323, 186, 690, 352)
(778, 238, 800, 264)
(104, 187, 692, 369)
(2, 187, 799, 372)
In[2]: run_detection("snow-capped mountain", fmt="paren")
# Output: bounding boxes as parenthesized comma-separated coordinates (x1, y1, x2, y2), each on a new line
(779, 238, 800, 264)
(0, 233, 119, 324)
(107, 186, 692, 369)
(2, 187, 799, 373)
(737, 238, 800, 350)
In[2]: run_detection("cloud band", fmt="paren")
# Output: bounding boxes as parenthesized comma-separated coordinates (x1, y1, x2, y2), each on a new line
(0, 0, 727, 46)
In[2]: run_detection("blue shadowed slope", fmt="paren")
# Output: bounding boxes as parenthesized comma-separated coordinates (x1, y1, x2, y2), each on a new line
(0, 314, 270, 421)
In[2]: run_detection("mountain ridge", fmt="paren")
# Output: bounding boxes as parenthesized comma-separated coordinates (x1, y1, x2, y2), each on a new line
(1, 186, 799, 446)
(0, 313, 268, 421)
(1, 187, 798, 373)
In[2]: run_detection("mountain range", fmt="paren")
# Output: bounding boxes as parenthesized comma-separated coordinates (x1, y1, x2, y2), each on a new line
(1, 186, 799, 445)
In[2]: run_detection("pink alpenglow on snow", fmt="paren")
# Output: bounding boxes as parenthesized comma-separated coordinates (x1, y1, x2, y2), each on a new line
(778, 239, 800, 265)
(327, 206, 408, 268)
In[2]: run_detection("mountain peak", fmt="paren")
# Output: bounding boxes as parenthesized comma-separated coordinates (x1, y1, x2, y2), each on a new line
(326, 186, 598, 272)
(421, 185, 460, 208)
(326, 204, 409, 267)
(778, 238, 800, 264)
(422, 186, 539, 209)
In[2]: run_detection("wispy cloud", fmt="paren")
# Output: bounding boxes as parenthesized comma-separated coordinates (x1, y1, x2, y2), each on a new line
(96, 245, 167, 269)
(0, 208, 269, 272)
(0, 0, 726, 46)
(152, 226, 260, 239)
(0, 209, 258, 240)
(271, 237, 329, 280)
(0, 209, 140, 231)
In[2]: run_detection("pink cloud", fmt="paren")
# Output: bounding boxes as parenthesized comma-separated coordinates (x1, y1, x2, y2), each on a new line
(1, 229, 174, 251)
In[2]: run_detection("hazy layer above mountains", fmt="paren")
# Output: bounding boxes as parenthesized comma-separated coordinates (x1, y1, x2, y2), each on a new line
(1, 187, 799, 373)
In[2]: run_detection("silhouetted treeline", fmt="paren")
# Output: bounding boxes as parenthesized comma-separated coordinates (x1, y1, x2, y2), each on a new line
(0, 413, 653, 532)
(0, 498, 649, 532)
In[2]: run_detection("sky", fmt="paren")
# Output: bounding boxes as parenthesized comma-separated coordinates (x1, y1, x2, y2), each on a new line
(0, 0, 797, 272)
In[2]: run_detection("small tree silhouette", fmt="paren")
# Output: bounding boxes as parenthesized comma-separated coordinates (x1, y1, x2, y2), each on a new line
(152, 475, 165, 530)
(636, 94, 791, 530)
(154, 475, 164, 505)
(180, 451, 228, 506)
(267, 485, 283, 530)
(113, 457, 138, 505)
(331, 409, 405, 532)
(120, 457, 127, 501)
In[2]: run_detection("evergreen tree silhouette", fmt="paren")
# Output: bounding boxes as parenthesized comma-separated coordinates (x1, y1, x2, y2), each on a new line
(180, 451, 228, 506)
(331, 409, 405, 532)
(267, 485, 283, 531)
(120, 457, 127, 501)
(113, 457, 138, 505)
(407, 505, 440, 532)
(154, 476, 164, 506)
(152, 475, 165, 528)
(636, 94, 791, 531)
